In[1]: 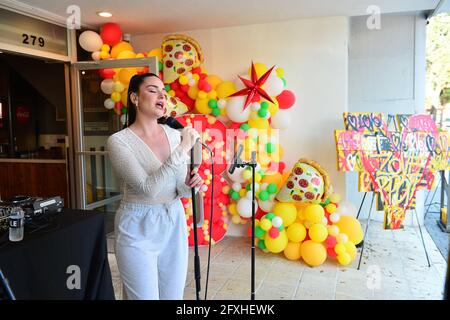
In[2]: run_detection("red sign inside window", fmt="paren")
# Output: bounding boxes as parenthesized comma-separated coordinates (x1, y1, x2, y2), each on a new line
(16, 106, 30, 125)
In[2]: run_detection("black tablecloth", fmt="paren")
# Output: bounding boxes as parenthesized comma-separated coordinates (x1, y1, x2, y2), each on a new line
(0, 209, 115, 300)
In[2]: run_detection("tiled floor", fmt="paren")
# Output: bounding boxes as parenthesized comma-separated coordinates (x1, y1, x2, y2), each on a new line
(108, 219, 448, 300)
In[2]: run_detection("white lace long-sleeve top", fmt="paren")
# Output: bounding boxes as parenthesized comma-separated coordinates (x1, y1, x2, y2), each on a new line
(106, 124, 192, 204)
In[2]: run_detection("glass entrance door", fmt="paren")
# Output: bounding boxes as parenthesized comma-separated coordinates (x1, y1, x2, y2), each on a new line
(71, 57, 158, 234)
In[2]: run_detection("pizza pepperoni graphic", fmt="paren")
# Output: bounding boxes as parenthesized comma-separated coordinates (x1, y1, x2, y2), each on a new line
(161, 34, 204, 84)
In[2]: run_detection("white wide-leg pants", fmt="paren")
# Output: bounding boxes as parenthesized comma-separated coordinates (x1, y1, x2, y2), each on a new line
(114, 199, 188, 300)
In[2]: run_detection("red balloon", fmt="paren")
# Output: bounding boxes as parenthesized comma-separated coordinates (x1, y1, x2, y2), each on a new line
(192, 67, 201, 74)
(268, 227, 280, 238)
(114, 101, 123, 110)
(276, 90, 296, 109)
(99, 68, 115, 79)
(100, 23, 122, 46)
(324, 235, 337, 248)
(181, 84, 190, 93)
(278, 161, 286, 173)
(327, 247, 337, 258)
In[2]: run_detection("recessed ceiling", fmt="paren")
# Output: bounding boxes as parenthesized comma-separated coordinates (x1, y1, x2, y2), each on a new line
(1, 0, 443, 35)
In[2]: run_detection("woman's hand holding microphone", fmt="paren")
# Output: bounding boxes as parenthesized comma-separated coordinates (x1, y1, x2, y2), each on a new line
(180, 126, 204, 190)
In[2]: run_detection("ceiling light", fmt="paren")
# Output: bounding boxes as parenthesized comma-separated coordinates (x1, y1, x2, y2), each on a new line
(97, 11, 112, 18)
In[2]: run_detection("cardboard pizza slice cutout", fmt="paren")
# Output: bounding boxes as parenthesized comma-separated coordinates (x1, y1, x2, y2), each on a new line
(276, 158, 330, 204)
(161, 34, 204, 84)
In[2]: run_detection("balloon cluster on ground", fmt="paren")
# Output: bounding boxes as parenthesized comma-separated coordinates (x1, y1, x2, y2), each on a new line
(78, 26, 363, 267)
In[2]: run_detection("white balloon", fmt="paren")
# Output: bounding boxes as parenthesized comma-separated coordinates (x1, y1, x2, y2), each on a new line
(271, 110, 291, 129)
(91, 51, 101, 61)
(246, 191, 253, 199)
(250, 102, 260, 111)
(260, 183, 269, 190)
(226, 96, 251, 123)
(217, 99, 227, 109)
(79, 30, 103, 52)
(232, 182, 241, 192)
(237, 197, 257, 218)
(120, 114, 127, 125)
(330, 213, 341, 223)
(335, 200, 357, 218)
(272, 216, 283, 228)
(104, 98, 115, 110)
(226, 165, 246, 183)
(188, 78, 196, 86)
(263, 73, 284, 97)
(258, 199, 274, 212)
(101, 79, 114, 94)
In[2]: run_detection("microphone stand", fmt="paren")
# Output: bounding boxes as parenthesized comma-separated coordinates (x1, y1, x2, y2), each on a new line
(230, 150, 257, 300)
(0, 268, 16, 300)
(190, 147, 201, 300)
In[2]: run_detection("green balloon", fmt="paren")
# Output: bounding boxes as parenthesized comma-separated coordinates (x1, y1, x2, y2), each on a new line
(158, 61, 163, 71)
(231, 191, 240, 200)
(258, 239, 266, 250)
(255, 226, 265, 238)
(165, 85, 171, 92)
(208, 99, 218, 108)
(260, 101, 269, 109)
(211, 108, 220, 116)
(240, 123, 250, 131)
(246, 184, 251, 191)
(121, 107, 128, 114)
(267, 183, 278, 194)
(259, 190, 269, 201)
(258, 109, 267, 118)
(266, 142, 275, 153)
(282, 78, 286, 86)
(279, 224, 285, 231)
(265, 213, 275, 221)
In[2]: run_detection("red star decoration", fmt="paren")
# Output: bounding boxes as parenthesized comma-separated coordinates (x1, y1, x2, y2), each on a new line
(228, 62, 275, 110)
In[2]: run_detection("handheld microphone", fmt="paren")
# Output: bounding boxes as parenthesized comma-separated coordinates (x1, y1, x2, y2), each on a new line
(164, 116, 204, 224)
(228, 144, 244, 174)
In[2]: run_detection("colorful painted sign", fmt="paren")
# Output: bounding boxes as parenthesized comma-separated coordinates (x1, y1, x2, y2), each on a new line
(335, 112, 450, 229)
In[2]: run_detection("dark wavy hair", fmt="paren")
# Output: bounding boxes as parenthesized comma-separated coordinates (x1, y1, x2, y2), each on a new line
(124, 72, 168, 128)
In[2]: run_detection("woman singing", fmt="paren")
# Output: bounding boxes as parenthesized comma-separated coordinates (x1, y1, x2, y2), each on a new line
(106, 73, 203, 300)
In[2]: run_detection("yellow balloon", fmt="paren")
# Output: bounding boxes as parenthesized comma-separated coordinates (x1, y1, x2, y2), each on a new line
(308, 223, 328, 243)
(113, 81, 125, 93)
(284, 241, 302, 260)
(135, 53, 145, 59)
(273, 202, 297, 227)
(260, 219, 272, 231)
(276, 67, 285, 78)
(188, 86, 199, 100)
(111, 91, 121, 102)
(147, 48, 162, 60)
(248, 118, 270, 129)
(264, 230, 288, 253)
(300, 240, 327, 267)
(326, 203, 337, 214)
(228, 203, 238, 215)
(249, 62, 268, 78)
(327, 225, 340, 237)
(334, 243, 346, 255)
(304, 204, 325, 223)
(207, 90, 217, 100)
(111, 41, 134, 59)
(286, 223, 306, 243)
(118, 68, 137, 84)
(344, 241, 357, 260)
(239, 189, 246, 197)
(101, 44, 110, 52)
(99, 51, 110, 59)
(195, 98, 212, 114)
(121, 89, 128, 106)
(205, 75, 222, 89)
(336, 216, 364, 245)
(117, 50, 136, 59)
(216, 81, 236, 99)
(179, 75, 189, 85)
(337, 252, 352, 266)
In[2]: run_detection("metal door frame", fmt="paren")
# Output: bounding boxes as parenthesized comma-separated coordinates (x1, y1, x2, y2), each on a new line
(70, 57, 158, 209)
